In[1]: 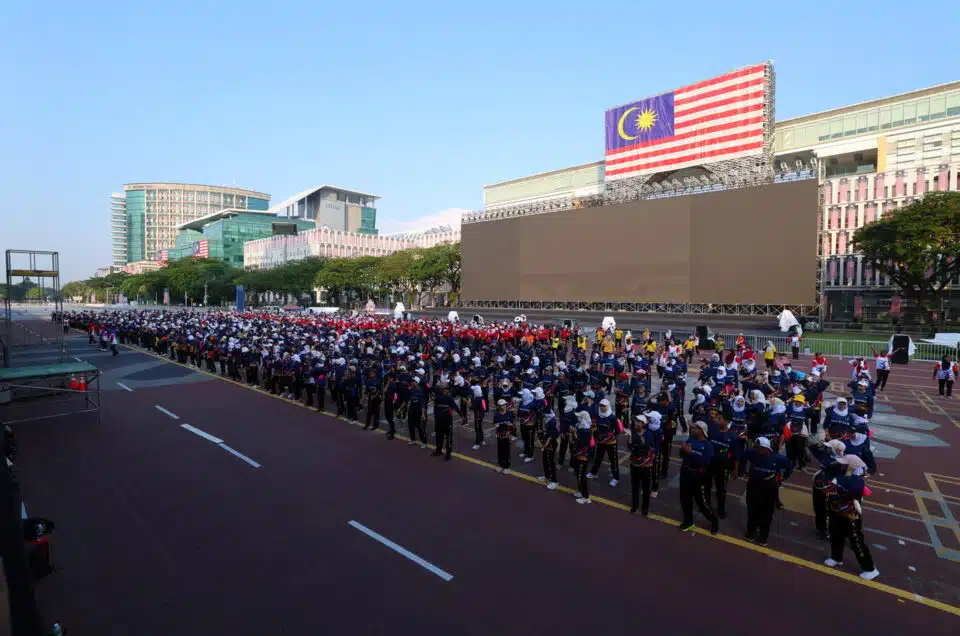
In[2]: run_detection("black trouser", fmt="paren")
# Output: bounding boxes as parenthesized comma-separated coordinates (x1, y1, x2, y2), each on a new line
(792, 346, 800, 360)
(704, 463, 730, 517)
(574, 457, 590, 497)
(408, 407, 425, 443)
(245, 366, 258, 385)
(630, 465, 653, 514)
(787, 434, 808, 469)
(366, 396, 381, 429)
(206, 357, 215, 372)
(520, 424, 536, 459)
(472, 410, 485, 445)
(434, 420, 452, 458)
(813, 486, 829, 539)
(542, 437, 557, 483)
(938, 379, 954, 397)
(384, 400, 395, 434)
(829, 513, 875, 571)
(497, 437, 511, 469)
(591, 442, 619, 480)
(680, 469, 717, 528)
(315, 385, 326, 411)
(346, 394, 358, 421)
(111, 344, 118, 357)
(745, 479, 778, 542)
(659, 429, 674, 478)
(558, 433, 571, 466)
(808, 408, 821, 436)
(876, 369, 890, 390)
(219, 359, 227, 375)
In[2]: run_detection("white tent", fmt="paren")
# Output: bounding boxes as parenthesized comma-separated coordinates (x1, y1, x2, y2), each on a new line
(601, 316, 616, 331)
(393, 302, 406, 320)
(922, 333, 960, 349)
(447, 310, 460, 323)
(778, 310, 802, 336)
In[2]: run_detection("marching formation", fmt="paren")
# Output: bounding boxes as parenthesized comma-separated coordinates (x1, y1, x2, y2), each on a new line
(61, 309, 901, 581)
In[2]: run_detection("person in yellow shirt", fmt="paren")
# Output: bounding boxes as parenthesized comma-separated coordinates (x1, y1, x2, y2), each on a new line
(643, 338, 657, 356)
(763, 341, 777, 370)
(577, 334, 588, 352)
(683, 335, 697, 364)
(602, 336, 615, 355)
(614, 328, 624, 349)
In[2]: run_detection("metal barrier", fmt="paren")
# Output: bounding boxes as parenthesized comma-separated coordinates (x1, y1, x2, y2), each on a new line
(629, 329, 958, 363)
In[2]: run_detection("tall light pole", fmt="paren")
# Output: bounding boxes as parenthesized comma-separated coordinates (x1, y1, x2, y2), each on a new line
(203, 275, 216, 307)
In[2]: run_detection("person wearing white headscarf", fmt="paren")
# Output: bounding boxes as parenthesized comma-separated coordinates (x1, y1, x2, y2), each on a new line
(810, 439, 846, 540)
(469, 383, 487, 450)
(572, 411, 594, 505)
(628, 414, 659, 516)
(588, 398, 623, 487)
(824, 455, 879, 580)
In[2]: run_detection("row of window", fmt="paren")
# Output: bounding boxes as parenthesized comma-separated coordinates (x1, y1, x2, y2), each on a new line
(776, 91, 960, 151)
(823, 169, 958, 204)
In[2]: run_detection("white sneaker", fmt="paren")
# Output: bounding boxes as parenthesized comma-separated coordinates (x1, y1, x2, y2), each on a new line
(859, 569, 880, 581)
(503, 469, 511, 475)
(574, 491, 583, 498)
(524, 457, 535, 463)
(586, 473, 596, 479)
(576, 497, 592, 505)
(537, 476, 547, 482)
(823, 558, 842, 568)
(407, 440, 416, 446)
(547, 482, 558, 490)
(609, 479, 618, 487)
(472, 444, 480, 450)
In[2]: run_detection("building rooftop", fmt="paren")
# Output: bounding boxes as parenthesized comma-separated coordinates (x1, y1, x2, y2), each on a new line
(176, 208, 278, 231)
(483, 161, 605, 190)
(267, 185, 382, 215)
(777, 81, 960, 127)
(122, 182, 270, 199)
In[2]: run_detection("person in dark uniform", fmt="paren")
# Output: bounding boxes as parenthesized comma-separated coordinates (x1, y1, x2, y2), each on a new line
(678, 421, 719, 534)
(823, 455, 880, 580)
(704, 412, 738, 519)
(383, 374, 397, 440)
(588, 398, 622, 487)
(558, 394, 578, 471)
(537, 407, 560, 490)
(493, 399, 515, 474)
(743, 436, 792, 546)
(407, 377, 427, 448)
(628, 414, 658, 516)
(432, 385, 462, 460)
(572, 411, 594, 505)
(810, 439, 846, 540)
(363, 369, 382, 431)
(469, 382, 488, 450)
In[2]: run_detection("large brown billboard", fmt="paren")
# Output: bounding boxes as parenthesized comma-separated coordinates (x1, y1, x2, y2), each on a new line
(461, 179, 817, 306)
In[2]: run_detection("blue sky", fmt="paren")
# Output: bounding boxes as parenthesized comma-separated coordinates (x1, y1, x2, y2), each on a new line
(2, 1, 956, 282)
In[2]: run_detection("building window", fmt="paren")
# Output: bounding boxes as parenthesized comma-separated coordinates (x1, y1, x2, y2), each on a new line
(911, 182, 916, 195)
(883, 186, 889, 198)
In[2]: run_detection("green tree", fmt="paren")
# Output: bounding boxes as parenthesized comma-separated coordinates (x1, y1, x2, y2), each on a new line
(61, 281, 89, 301)
(853, 191, 960, 322)
(315, 257, 380, 307)
(25, 286, 47, 300)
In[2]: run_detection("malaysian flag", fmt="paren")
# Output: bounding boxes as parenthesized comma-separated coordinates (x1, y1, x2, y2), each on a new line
(604, 63, 771, 181)
(193, 240, 209, 258)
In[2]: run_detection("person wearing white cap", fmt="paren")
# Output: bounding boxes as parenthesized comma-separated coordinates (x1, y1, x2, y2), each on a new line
(517, 388, 537, 463)
(628, 414, 658, 515)
(810, 439, 847, 540)
(493, 399, 516, 474)
(587, 398, 623, 487)
(572, 411, 594, 504)
(742, 435, 793, 546)
(824, 398, 853, 441)
(824, 455, 879, 580)
(558, 394, 579, 471)
(678, 421, 719, 534)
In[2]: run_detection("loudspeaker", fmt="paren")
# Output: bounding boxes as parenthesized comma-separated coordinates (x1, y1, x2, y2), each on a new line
(696, 325, 710, 341)
(563, 320, 573, 330)
(891, 335, 910, 365)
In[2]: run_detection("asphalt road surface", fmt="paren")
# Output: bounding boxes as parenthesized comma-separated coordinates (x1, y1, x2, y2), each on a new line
(8, 318, 960, 634)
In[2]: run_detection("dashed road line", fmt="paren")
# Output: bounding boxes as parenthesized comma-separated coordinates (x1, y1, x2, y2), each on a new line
(116, 382, 133, 392)
(180, 423, 223, 444)
(154, 405, 180, 419)
(217, 443, 262, 468)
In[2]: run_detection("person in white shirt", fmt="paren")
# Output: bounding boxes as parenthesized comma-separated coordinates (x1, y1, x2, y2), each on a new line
(870, 345, 903, 391)
(790, 334, 802, 360)
(933, 356, 957, 398)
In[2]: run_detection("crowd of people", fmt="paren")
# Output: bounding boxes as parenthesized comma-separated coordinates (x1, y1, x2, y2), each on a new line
(57, 307, 944, 582)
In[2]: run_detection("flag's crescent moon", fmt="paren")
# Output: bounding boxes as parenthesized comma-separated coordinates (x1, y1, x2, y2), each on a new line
(617, 107, 639, 140)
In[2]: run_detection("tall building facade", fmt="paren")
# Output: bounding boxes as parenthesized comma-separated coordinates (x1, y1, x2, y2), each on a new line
(111, 183, 270, 266)
(270, 185, 379, 234)
(479, 82, 960, 321)
(110, 193, 127, 267)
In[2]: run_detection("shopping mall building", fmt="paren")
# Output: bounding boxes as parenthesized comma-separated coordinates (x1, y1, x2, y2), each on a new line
(482, 82, 960, 322)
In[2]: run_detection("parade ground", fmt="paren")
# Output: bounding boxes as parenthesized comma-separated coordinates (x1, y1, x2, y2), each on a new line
(7, 314, 960, 634)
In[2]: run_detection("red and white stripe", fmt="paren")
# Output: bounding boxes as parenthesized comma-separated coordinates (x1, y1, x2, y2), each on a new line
(605, 63, 770, 181)
(196, 240, 209, 258)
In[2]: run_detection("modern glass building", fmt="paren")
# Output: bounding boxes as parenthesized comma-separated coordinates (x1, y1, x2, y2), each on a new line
(270, 185, 380, 234)
(166, 210, 314, 268)
(112, 183, 270, 266)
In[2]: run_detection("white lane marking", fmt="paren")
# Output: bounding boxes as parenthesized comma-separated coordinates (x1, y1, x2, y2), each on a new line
(348, 520, 454, 582)
(154, 405, 180, 419)
(180, 423, 223, 444)
(116, 382, 133, 392)
(218, 443, 262, 468)
(73, 356, 82, 362)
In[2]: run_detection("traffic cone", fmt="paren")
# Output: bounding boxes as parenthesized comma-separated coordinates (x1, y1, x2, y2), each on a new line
(68, 375, 78, 391)
(78, 375, 87, 392)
